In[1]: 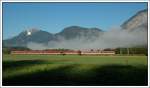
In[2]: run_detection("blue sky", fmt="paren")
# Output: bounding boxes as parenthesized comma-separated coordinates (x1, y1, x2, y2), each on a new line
(3, 2, 147, 39)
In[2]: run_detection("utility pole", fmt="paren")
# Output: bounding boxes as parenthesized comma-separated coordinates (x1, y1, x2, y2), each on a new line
(120, 48, 122, 55)
(127, 48, 130, 55)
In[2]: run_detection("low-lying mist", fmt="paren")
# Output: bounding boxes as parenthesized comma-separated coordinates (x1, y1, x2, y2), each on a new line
(27, 27, 147, 50)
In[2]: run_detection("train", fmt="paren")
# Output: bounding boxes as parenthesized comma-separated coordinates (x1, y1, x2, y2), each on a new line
(11, 49, 116, 55)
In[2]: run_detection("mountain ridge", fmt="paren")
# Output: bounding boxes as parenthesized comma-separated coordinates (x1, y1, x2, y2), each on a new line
(3, 26, 103, 47)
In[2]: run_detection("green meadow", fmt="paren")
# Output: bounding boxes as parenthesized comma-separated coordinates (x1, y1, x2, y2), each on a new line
(2, 54, 148, 86)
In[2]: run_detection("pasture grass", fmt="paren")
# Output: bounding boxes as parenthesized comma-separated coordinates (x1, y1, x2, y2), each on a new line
(2, 54, 148, 86)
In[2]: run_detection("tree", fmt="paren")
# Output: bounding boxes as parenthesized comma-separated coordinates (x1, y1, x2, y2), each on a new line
(78, 50, 82, 56)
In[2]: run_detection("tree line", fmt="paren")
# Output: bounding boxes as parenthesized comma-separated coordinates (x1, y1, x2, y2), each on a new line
(115, 47, 147, 56)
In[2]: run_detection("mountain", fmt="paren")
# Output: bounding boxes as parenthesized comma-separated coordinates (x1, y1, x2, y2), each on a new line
(121, 9, 148, 47)
(55, 26, 103, 40)
(121, 9, 148, 31)
(3, 27, 102, 47)
(3, 29, 55, 47)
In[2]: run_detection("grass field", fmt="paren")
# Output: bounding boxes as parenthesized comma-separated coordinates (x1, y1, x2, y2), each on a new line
(2, 54, 148, 86)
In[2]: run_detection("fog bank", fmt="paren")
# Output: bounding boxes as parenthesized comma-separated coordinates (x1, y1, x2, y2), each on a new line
(27, 27, 147, 50)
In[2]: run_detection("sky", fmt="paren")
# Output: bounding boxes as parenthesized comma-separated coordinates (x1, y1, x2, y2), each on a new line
(3, 2, 147, 39)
